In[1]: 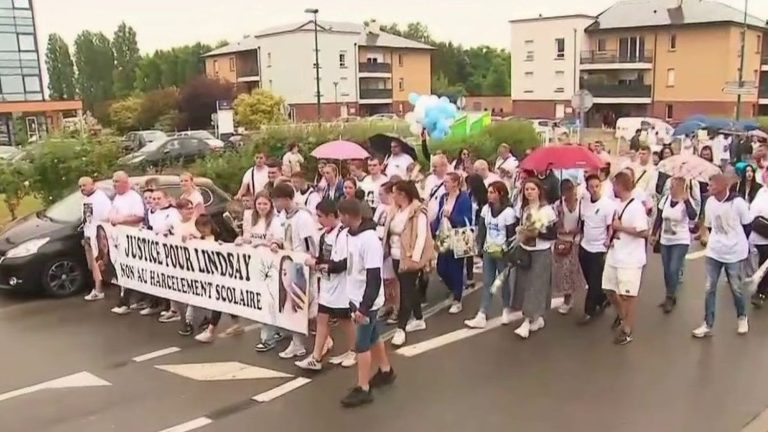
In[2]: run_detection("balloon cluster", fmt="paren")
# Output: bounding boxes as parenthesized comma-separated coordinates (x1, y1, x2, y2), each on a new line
(404, 93, 459, 140)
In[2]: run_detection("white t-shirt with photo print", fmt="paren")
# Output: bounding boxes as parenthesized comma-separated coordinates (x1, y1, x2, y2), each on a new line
(705, 195, 751, 263)
(606, 198, 648, 268)
(82, 188, 112, 243)
(480, 204, 516, 249)
(318, 224, 349, 309)
(346, 228, 385, 311)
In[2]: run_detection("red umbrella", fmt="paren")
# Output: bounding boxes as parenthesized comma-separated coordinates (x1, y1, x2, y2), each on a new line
(520, 145, 605, 172)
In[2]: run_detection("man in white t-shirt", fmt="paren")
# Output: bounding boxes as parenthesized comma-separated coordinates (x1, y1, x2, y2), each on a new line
(235, 152, 269, 199)
(337, 198, 394, 408)
(423, 154, 448, 222)
(578, 174, 617, 324)
(494, 143, 518, 174)
(109, 171, 146, 315)
(291, 172, 321, 216)
(632, 145, 657, 201)
(473, 159, 501, 187)
(693, 173, 751, 338)
(282, 143, 304, 177)
(80, 176, 112, 302)
(360, 158, 389, 211)
(384, 140, 414, 179)
(603, 171, 649, 345)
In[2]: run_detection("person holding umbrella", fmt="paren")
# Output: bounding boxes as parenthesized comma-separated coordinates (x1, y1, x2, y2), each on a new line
(385, 140, 415, 179)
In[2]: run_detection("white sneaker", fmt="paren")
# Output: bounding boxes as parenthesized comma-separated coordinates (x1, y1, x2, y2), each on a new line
(464, 312, 487, 329)
(514, 319, 531, 339)
(139, 306, 163, 316)
(405, 319, 427, 333)
(223, 324, 244, 336)
(340, 353, 357, 368)
(129, 302, 146, 311)
(557, 302, 572, 315)
(294, 355, 322, 371)
(501, 308, 514, 325)
(328, 350, 356, 366)
(111, 306, 130, 315)
(84, 291, 104, 301)
(391, 329, 407, 346)
(194, 328, 215, 343)
(692, 323, 713, 338)
(738, 317, 749, 335)
(530, 317, 545, 332)
(158, 310, 181, 323)
(448, 301, 463, 314)
(278, 341, 307, 359)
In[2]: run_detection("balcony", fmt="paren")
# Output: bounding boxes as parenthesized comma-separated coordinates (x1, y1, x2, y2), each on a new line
(580, 50, 653, 70)
(359, 62, 392, 74)
(236, 53, 260, 81)
(360, 88, 393, 101)
(760, 84, 768, 102)
(762, 54, 768, 71)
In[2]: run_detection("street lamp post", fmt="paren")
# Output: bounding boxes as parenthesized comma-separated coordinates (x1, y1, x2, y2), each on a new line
(305, 8, 321, 122)
(735, 0, 748, 121)
(333, 81, 340, 118)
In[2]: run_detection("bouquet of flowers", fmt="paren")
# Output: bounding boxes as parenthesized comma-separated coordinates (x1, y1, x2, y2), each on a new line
(518, 207, 552, 246)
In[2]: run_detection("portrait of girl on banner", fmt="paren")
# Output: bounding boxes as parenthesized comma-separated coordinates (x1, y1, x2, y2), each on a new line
(278, 255, 308, 327)
(96, 225, 118, 284)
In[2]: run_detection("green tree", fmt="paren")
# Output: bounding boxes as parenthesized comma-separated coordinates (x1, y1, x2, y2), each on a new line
(45, 34, 77, 100)
(74, 31, 115, 112)
(233, 89, 286, 130)
(112, 22, 140, 98)
(108, 96, 142, 133)
(136, 88, 179, 129)
(134, 54, 162, 92)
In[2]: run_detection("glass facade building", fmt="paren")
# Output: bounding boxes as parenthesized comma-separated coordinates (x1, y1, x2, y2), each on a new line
(0, 0, 42, 102)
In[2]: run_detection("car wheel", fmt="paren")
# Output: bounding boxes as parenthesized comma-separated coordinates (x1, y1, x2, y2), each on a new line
(41, 257, 86, 298)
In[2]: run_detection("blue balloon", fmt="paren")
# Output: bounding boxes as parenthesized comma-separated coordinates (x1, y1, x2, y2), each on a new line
(431, 129, 446, 140)
(408, 92, 420, 105)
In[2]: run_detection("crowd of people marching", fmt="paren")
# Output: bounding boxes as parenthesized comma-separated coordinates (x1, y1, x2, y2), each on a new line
(75, 130, 768, 407)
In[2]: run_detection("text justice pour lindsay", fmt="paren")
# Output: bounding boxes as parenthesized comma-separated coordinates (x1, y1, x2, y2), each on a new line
(122, 234, 253, 282)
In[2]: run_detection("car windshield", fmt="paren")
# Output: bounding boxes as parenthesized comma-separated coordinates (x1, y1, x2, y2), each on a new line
(190, 131, 214, 139)
(0, 146, 19, 159)
(143, 131, 166, 142)
(44, 187, 109, 223)
(138, 138, 169, 153)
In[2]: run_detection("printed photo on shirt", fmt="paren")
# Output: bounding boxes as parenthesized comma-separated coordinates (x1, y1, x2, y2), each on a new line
(95, 225, 118, 284)
(83, 202, 94, 225)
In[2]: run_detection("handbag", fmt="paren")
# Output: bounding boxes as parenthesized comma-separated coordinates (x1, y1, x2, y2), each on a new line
(450, 219, 476, 259)
(752, 216, 768, 239)
(554, 239, 573, 256)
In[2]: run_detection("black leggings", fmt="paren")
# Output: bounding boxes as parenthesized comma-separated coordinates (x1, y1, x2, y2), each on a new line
(756, 245, 768, 296)
(394, 259, 422, 330)
(465, 257, 474, 283)
(209, 311, 239, 326)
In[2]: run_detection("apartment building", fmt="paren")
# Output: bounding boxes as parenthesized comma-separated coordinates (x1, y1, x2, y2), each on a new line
(510, 0, 768, 124)
(202, 20, 433, 122)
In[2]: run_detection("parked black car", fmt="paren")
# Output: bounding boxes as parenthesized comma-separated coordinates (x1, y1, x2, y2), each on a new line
(120, 130, 167, 153)
(118, 137, 210, 168)
(0, 175, 236, 298)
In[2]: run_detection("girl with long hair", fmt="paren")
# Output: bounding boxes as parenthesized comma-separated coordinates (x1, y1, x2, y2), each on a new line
(738, 164, 762, 204)
(552, 179, 585, 314)
(513, 178, 557, 340)
(452, 148, 473, 173)
(179, 172, 205, 217)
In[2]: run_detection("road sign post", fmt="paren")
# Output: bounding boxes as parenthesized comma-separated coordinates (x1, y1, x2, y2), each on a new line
(571, 90, 593, 145)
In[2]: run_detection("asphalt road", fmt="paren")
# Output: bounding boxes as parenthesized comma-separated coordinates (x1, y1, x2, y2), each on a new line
(3, 251, 768, 432)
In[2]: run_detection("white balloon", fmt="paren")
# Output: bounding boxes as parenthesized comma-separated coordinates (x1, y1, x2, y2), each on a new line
(409, 123, 423, 135)
(404, 111, 417, 123)
(414, 104, 426, 122)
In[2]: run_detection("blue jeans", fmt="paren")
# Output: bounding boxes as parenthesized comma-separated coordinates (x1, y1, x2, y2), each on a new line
(480, 254, 512, 314)
(660, 243, 689, 298)
(704, 257, 747, 327)
(437, 252, 465, 301)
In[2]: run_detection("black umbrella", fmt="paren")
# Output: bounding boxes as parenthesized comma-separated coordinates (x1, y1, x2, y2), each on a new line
(368, 133, 418, 161)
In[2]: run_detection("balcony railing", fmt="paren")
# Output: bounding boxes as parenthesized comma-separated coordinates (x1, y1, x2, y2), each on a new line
(581, 50, 654, 65)
(359, 62, 392, 73)
(236, 62, 259, 78)
(360, 88, 393, 99)
(581, 83, 652, 98)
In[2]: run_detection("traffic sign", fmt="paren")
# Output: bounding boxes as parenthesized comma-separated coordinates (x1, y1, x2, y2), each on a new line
(723, 81, 757, 95)
(571, 90, 593, 112)
(456, 96, 466, 110)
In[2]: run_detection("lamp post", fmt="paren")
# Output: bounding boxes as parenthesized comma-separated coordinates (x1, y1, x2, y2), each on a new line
(735, 0, 748, 121)
(305, 8, 321, 122)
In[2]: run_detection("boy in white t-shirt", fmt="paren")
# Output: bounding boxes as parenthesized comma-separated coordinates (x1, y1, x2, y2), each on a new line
(295, 199, 357, 371)
(603, 171, 649, 346)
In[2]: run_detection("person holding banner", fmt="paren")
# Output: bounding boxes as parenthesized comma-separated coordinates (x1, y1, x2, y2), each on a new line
(159, 198, 198, 325)
(272, 183, 318, 359)
(110, 171, 149, 316)
(80, 176, 112, 302)
(296, 199, 357, 371)
(180, 172, 206, 217)
(337, 199, 395, 408)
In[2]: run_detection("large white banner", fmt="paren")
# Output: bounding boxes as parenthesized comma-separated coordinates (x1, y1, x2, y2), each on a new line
(95, 224, 311, 335)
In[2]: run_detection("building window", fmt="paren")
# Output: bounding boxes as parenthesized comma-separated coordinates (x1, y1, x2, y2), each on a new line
(398, 77, 404, 91)
(13, 0, 29, 8)
(0, 33, 18, 51)
(398, 53, 403, 67)
(22, 75, 38, 92)
(339, 52, 347, 68)
(229, 57, 235, 72)
(524, 71, 533, 78)
(212, 60, 219, 76)
(555, 70, 564, 77)
(555, 38, 565, 59)
(267, 52, 271, 67)
(758, 35, 762, 53)
(597, 38, 606, 52)
(17, 34, 34, 51)
(523, 90, 534, 94)
(524, 39, 533, 45)
(525, 51, 534, 61)
(666, 68, 675, 86)
(1, 75, 23, 93)
(554, 87, 565, 93)
(669, 33, 677, 51)
(268, 79, 273, 89)
(665, 104, 674, 120)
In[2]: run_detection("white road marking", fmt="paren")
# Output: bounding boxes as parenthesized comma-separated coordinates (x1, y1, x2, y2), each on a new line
(395, 297, 564, 358)
(251, 377, 312, 403)
(155, 362, 292, 381)
(686, 250, 707, 260)
(157, 417, 212, 432)
(0, 371, 111, 402)
(132, 347, 182, 362)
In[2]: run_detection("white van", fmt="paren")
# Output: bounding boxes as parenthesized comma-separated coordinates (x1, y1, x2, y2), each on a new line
(615, 117, 674, 149)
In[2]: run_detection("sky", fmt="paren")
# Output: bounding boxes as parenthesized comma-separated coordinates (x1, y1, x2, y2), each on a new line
(33, 0, 768, 54)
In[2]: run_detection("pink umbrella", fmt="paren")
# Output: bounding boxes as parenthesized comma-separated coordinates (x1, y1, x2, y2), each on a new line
(311, 140, 370, 160)
(657, 154, 720, 183)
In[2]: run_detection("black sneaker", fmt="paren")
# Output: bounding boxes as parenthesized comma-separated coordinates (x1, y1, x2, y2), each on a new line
(751, 293, 765, 308)
(662, 297, 677, 314)
(611, 315, 622, 330)
(614, 330, 633, 345)
(341, 386, 373, 408)
(178, 321, 193, 336)
(369, 368, 396, 389)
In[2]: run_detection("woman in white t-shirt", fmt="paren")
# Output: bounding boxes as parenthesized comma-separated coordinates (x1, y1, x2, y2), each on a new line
(236, 191, 283, 247)
(651, 177, 697, 313)
(373, 182, 398, 323)
(552, 179, 585, 315)
(179, 172, 206, 217)
(158, 198, 198, 325)
(464, 181, 517, 329)
(513, 178, 557, 340)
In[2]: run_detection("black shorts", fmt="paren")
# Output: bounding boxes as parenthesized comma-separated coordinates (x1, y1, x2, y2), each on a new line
(318, 304, 351, 320)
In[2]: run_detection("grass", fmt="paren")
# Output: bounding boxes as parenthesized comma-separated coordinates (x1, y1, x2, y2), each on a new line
(0, 195, 43, 228)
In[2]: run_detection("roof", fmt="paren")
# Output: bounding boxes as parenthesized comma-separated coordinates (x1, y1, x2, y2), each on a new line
(203, 20, 433, 57)
(587, 0, 767, 31)
(508, 14, 596, 24)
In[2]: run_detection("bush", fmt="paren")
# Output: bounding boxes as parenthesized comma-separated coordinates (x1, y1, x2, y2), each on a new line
(234, 89, 286, 130)
(137, 88, 179, 130)
(177, 76, 233, 130)
(108, 97, 142, 134)
(0, 160, 32, 220)
(430, 120, 538, 161)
